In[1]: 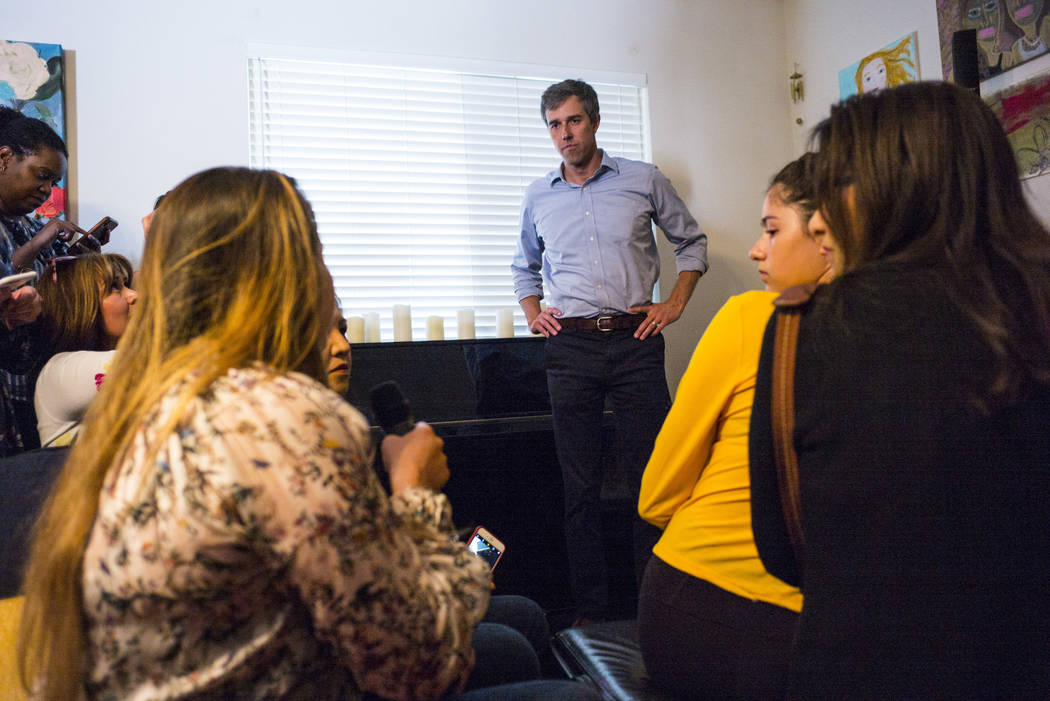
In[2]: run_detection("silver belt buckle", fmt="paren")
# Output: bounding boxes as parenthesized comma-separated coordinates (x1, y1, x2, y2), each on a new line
(596, 315, 614, 332)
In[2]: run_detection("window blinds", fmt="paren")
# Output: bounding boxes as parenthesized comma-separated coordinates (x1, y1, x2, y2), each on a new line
(248, 56, 648, 340)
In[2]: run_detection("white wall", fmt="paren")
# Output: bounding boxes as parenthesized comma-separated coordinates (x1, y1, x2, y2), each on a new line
(781, 0, 942, 152)
(6, 0, 794, 391)
(9, 0, 1049, 392)
(783, 0, 1050, 226)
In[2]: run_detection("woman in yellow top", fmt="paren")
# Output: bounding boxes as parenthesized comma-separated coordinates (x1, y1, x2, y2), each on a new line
(637, 154, 833, 699)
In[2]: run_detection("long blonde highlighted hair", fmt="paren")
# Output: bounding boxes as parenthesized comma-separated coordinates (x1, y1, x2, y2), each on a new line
(18, 167, 332, 699)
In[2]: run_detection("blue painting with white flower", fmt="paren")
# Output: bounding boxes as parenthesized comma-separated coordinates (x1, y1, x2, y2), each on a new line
(0, 40, 67, 219)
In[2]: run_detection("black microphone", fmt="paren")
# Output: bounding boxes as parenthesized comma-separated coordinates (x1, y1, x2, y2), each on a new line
(370, 381, 415, 436)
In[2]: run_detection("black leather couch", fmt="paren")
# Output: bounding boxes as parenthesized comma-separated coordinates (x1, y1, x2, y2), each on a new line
(552, 619, 679, 701)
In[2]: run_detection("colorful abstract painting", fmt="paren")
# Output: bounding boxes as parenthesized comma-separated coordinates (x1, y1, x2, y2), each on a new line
(985, 69, 1050, 179)
(838, 32, 919, 99)
(938, 0, 1050, 81)
(0, 39, 66, 219)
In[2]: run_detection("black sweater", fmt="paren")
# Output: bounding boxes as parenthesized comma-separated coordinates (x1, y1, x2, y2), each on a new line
(750, 262, 1050, 698)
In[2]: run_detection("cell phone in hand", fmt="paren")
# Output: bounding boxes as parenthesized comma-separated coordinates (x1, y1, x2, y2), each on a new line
(467, 526, 506, 571)
(67, 216, 117, 254)
(88, 216, 118, 245)
(0, 271, 37, 293)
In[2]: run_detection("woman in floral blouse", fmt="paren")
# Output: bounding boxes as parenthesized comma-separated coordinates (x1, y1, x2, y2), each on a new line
(18, 167, 593, 700)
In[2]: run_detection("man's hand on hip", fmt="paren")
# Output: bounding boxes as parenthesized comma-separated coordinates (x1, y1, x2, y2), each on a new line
(627, 300, 683, 340)
(629, 270, 701, 339)
(528, 306, 563, 337)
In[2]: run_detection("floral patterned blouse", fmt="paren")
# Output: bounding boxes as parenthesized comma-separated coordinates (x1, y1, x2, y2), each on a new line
(81, 366, 491, 700)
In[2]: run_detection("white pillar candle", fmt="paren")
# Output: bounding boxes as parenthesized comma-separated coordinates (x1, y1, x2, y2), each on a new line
(347, 316, 365, 344)
(426, 315, 445, 341)
(457, 309, 476, 339)
(364, 312, 381, 343)
(393, 304, 412, 342)
(496, 308, 514, 338)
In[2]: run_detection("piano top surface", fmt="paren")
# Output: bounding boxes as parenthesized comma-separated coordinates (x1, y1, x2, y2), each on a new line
(347, 337, 551, 435)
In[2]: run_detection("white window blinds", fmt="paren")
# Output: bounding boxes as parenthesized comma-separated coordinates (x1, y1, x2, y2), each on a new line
(248, 55, 648, 340)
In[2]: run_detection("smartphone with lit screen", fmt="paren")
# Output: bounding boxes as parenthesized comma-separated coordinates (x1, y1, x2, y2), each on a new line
(467, 526, 506, 571)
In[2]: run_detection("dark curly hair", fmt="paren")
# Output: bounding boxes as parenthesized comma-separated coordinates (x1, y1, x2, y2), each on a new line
(0, 106, 67, 157)
(768, 152, 819, 233)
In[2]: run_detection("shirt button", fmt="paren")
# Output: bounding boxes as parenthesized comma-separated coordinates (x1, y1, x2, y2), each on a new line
(594, 260, 599, 265)
(585, 211, 590, 216)
(589, 236, 594, 241)
(597, 284, 603, 289)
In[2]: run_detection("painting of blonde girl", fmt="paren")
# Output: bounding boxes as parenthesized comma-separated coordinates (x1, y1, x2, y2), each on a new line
(855, 34, 917, 94)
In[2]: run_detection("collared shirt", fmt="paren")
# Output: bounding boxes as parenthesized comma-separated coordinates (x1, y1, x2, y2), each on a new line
(0, 214, 62, 453)
(511, 150, 707, 318)
(0, 213, 69, 277)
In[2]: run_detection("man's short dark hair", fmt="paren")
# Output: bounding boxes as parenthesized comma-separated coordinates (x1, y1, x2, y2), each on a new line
(540, 80, 600, 125)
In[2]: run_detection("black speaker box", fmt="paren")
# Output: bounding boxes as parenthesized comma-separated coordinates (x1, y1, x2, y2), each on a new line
(952, 29, 980, 94)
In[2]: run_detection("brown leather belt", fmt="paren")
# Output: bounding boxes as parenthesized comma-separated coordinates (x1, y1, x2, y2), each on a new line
(556, 313, 647, 332)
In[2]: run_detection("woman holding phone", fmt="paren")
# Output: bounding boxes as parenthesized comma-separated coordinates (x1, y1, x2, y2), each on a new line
(0, 107, 83, 276)
(0, 269, 42, 456)
(33, 253, 137, 446)
(18, 167, 595, 700)
(0, 106, 84, 455)
(320, 304, 560, 688)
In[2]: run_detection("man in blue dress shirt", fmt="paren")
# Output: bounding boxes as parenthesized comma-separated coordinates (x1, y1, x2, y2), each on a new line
(511, 79, 707, 623)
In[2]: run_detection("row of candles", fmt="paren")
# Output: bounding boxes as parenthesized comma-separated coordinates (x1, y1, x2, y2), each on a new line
(346, 305, 519, 343)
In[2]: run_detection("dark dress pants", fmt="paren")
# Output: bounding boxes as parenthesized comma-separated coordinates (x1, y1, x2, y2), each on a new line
(544, 329, 669, 618)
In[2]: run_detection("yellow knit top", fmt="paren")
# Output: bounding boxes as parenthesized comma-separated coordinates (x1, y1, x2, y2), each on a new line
(639, 291, 802, 612)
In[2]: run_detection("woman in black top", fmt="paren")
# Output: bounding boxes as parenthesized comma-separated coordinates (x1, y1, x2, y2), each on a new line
(749, 81, 1050, 698)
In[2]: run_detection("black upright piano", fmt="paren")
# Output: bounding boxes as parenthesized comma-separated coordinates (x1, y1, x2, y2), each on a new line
(348, 337, 637, 618)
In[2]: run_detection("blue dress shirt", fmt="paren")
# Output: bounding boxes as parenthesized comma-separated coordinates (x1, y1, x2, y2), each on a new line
(511, 150, 707, 318)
